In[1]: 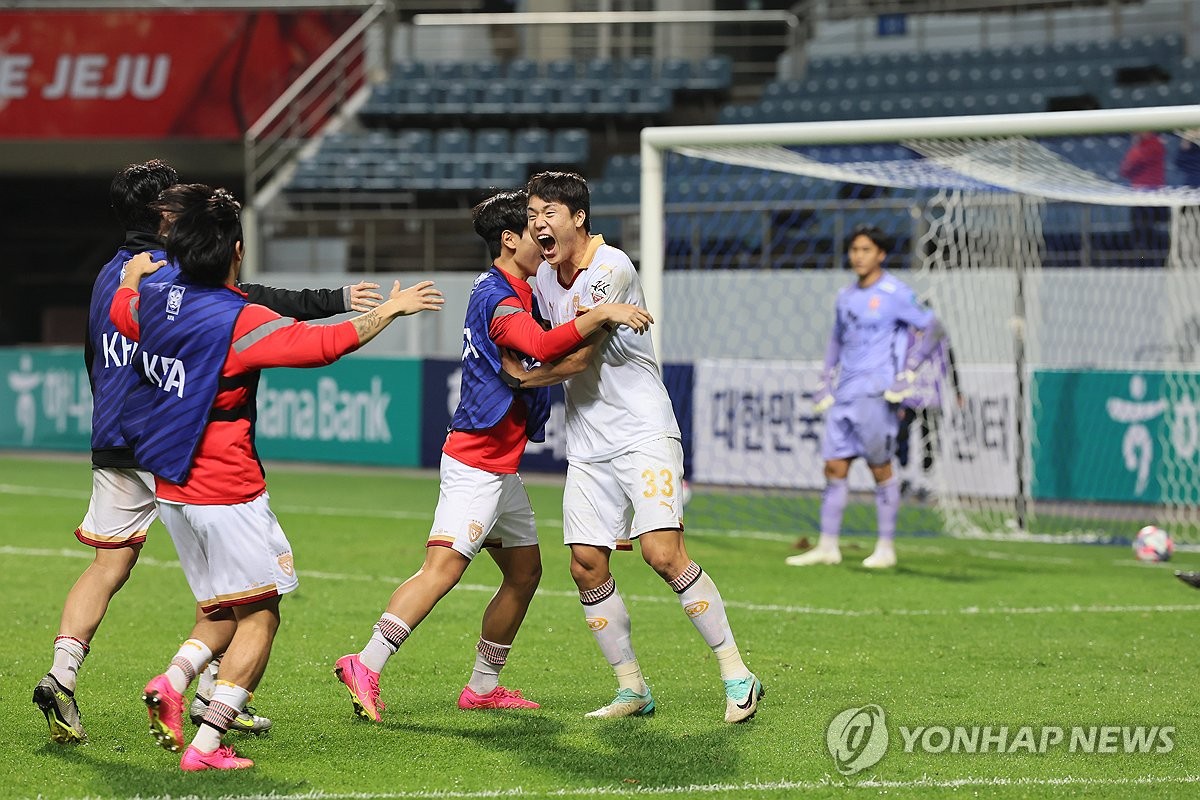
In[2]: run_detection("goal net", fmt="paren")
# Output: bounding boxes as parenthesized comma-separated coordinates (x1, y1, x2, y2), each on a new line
(637, 107, 1200, 544)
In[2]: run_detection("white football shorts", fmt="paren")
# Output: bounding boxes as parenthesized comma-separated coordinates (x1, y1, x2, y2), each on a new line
(75, 467, 157, 548)
(157, 493, 297, 613)
(562, 435, 685, 551)
(426, 453, 538, 560)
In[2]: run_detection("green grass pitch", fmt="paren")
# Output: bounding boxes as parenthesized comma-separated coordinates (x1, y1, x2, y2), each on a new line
(2, 453, 1199, 799)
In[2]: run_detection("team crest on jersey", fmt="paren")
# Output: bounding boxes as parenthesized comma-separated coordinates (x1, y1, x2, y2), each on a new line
(684, 600, 710, 618)
(278, 554, 294, 577)
(166, 285, 185, 317)
(589, 277, 611, 304)
(468, 520, 485, 542)
(869, 295, 881, 311)
(586, 617, 608, 631)
(571, 294, 582, 316)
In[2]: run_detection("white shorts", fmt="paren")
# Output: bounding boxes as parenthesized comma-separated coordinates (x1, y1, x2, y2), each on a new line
(563, 436, 685, 551)
(76, 468, 157, 548)
(426, 453, 538, 560)
(157, 493, 297, 613)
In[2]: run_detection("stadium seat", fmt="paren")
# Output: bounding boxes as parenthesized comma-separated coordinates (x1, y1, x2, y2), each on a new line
(435, 128, 471, 156)
(621, 56, 653, 83)
(552, 84, 592, 116)
(584, 58, 615, 84)
(409, 160, 441, 191)
(437, 82, 474, 116)
(474, 128, 512, 156)
(513, 128, 551, 162)
(511, 83, 553, 116)
(592, 84, 629, 116)
(474, 83, 515, 117)
(488, 160, 527, 188)
(659, 58, 691, 90)
(551, 128, 589, 165)
(470, 61, 502, 83)
(444, 159, 483, 190)
(392, 62, 427, 83)
(632, 85, 672, 115)
(392, 82, 435, 117)
(506, 59, 539, 82)
(688, 55, 732, 91)
(432, 62, 469, 82)
(546, 59, 578, 82)
(396, 129, 433, 157)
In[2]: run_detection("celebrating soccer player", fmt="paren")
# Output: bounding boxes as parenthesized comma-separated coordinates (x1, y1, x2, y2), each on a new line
(334, 189, 652, 721)
(787, 225, 946, 570)
(32, 160, 384, 746)
(501, 171, 763, 724)
(110, 184, 442, 770)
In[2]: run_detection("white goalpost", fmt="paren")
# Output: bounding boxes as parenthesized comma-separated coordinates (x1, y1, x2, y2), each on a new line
(639, 105, 1200, 542)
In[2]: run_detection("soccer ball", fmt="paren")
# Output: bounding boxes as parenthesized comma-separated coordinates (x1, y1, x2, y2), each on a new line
(1133, 525, 1173, 563)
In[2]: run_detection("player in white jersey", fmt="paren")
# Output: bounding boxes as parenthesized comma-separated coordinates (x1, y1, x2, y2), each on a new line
(503, 171, 763, 723)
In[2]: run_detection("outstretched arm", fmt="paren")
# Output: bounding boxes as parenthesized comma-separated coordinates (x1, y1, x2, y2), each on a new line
(350, 280, 443, 347)
(240, 281, 384, 321)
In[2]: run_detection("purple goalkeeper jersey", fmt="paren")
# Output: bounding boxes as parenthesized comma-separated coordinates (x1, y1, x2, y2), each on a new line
(831, 271, 934, 401)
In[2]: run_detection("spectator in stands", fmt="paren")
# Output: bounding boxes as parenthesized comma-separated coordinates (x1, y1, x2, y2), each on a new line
(1120, 132, 1166, 261)
(1176, 135, 1200, 187)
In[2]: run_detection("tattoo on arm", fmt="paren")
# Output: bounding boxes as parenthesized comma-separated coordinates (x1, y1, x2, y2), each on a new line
(352, 308, 386, 341)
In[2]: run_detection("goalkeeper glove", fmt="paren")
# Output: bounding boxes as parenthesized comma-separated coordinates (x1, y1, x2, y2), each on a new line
(812, 381, 834, 414)
(884, 370, 917, 403)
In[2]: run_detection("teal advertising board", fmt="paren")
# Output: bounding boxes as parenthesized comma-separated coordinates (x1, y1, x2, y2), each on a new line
(248, 355, 423, 467)
(0, 347, 425, 468)
(1033, 369, 1200, 505)
(0, 347, 92, 451)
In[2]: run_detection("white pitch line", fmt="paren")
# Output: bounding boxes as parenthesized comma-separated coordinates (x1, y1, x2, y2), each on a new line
(4, 545, 1199, 619)
(50, 773, 1200, 800)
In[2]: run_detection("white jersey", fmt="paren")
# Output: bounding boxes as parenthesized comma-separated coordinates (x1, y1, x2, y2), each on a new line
(533, 235, 680, 462)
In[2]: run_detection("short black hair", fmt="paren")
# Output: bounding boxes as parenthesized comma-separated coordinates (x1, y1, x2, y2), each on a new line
(526, 171, 590, 233)
(472, 189, 528, 261)
(846, 225, 890, 254)
(110, 160, 179, 233)
(154, 184, 242, 286)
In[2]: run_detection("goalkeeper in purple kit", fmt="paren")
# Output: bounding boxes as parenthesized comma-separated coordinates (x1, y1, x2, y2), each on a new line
(788, 226, 945, 569)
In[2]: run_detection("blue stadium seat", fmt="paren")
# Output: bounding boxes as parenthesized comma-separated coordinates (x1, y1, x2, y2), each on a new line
(432, 62, 468, 82)
(584, 58, 615, 84)
(592, 84, 629, 116)
(437, 82, 474, 116)
(621, 56, 653, 83)
(409, 160, 441, 191)
(470, 61, 502, 83)
(605, 153, 640, 179)
(688, 55, 732, 91)
(474, 128, 512, 155)
(546, 59, 578, 82)
(551, 128, 589, 165)
(552, 84, 592, 115)
(473, 83, 515, 117)
(392, 62, 427, 82)
(506, 59, 539, 82)
(443, 159, 483, 190)
(487, 160, 526, 187)
(392, 81, 435, 117)
(435, 128, 471, 156)
(632, 85, 671, 115)
(511, 83, 553, 115)
(513, 128, 551, 162)
(659, 58, 691, 90)
(396, 129, 433, 157)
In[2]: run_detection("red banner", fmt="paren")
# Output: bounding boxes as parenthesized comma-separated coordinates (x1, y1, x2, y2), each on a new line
(0, 11, 356, 139)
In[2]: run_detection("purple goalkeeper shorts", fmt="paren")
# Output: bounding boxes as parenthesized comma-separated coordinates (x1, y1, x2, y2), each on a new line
(821, 396, 900, 465)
